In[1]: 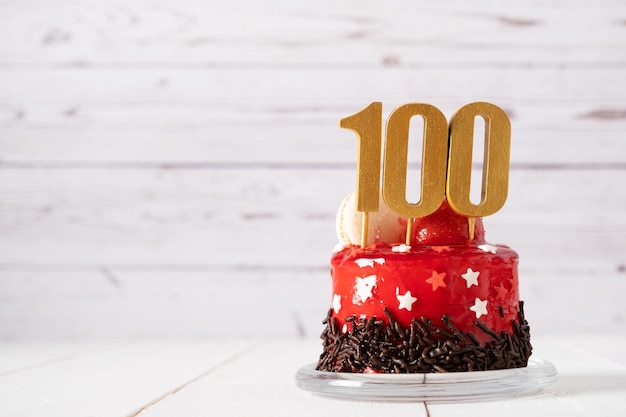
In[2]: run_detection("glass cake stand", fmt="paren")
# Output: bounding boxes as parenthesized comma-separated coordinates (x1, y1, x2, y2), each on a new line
(295, 358, 557, 403)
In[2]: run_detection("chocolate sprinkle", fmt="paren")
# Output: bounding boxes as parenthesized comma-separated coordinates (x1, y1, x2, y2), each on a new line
(316, 301, 532, 373)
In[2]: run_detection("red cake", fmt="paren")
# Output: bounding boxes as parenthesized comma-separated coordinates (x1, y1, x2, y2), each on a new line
(316, 199, 532, 373)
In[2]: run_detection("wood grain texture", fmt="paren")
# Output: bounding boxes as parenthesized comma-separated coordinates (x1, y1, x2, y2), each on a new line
(139, 341, 429, 417)
(1, 169, 624, 267)
(1, 338, 624, 417)
(0, 341, 253, 416)
(0, 268, 624, 340)
(0, 0, 625, 339)
(1, 0, 625, 66)
(1, 68, 626, 164)
(0, 342, 103, 375)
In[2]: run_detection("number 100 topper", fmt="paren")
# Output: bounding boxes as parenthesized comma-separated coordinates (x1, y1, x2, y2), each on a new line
(340, 102, 511, 248)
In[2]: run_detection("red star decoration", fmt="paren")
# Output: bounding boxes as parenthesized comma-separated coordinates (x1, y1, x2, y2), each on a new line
(426, 271, 447, 291)
(431, 246, 452, 253)
(494, 283, 508, 301)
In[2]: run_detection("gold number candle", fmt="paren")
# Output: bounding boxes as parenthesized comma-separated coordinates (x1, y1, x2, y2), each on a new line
(340, 101, 511, 247)
(447, 102, 511, 238)
(383, 104, 448, 245)
(340, 102, 383, 247)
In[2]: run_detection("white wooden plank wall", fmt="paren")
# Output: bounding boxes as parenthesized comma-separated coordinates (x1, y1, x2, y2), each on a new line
(0, 0, 625, 340)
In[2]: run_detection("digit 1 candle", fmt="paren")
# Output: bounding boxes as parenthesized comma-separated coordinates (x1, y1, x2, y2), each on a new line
(339, 102, 382, 248)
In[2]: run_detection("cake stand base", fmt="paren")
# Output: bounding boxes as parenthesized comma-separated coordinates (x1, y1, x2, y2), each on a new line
(295, 358, 557, 403)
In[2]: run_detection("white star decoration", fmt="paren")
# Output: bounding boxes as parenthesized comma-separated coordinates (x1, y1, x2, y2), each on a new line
(478, 244, 497, 254)
(353, 275, 377, 304)
(332, 294, 342, 314)
(470, 297, 488, 318)
(354, 258, 385, 268)
(392, 244, 411, 253)
(461, 268, 480, 288)
(396, 287, 417, 311)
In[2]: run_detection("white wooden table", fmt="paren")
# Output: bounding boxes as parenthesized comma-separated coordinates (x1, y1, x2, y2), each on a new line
(1, 335, 624, 417)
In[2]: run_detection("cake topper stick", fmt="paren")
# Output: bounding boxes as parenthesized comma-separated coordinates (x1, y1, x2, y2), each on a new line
(340, 102, 383, 248)
(360, 212, 369, 248)
(405, 218, 414, 245)
(468, 217, 476, 240)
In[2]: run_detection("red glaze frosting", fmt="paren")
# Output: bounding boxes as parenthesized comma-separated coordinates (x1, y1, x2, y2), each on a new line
(329, 201, 520, 345)
(411, 200, 486, 246)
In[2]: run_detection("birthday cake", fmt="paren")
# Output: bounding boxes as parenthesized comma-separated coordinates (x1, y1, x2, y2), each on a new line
(316, 102, 532, 373)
